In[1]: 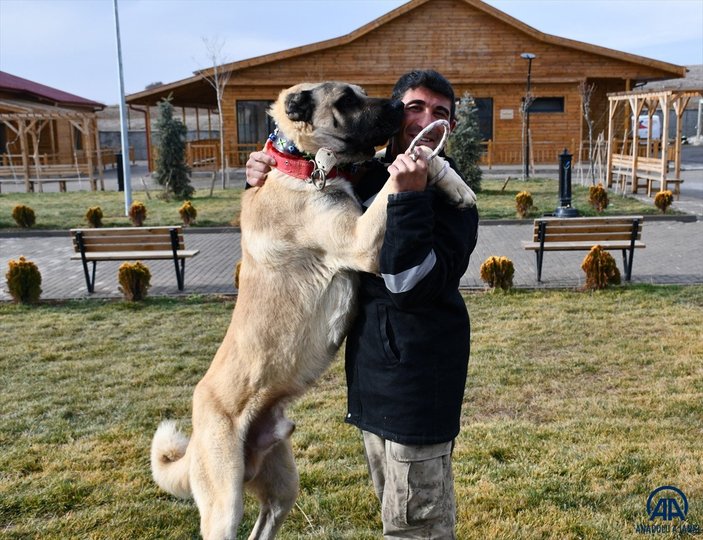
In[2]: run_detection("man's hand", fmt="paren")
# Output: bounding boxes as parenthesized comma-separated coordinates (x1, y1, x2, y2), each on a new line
(245, 151, 276, 187)
(387, 148, 428, 193)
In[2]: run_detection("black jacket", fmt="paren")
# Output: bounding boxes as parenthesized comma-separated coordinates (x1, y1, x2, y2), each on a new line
(345, 158, 479, 445)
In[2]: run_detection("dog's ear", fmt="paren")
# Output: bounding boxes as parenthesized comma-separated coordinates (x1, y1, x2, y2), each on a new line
(284, 90, 314, 123)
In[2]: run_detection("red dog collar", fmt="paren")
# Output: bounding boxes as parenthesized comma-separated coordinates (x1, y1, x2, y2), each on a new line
(264, 140, 340, 181)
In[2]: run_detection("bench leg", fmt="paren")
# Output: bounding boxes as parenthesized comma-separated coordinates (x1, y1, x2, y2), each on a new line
(173, 258, 185, 291)
(536, 250, 544, 282)
(622, 248, 634, 282)
(80, 259, 96, 293)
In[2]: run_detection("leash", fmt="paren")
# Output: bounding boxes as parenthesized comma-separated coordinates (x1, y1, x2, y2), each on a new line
(407, 119, 451, 161)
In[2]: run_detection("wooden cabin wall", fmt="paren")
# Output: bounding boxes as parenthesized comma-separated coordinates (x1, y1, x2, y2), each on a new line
(217, 0, 677, 163)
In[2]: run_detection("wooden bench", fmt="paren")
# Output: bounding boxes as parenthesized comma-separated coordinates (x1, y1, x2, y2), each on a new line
(0, 163, 97, 192)
(70, 226, 200, 293)
(522, 216, 645, 282)
(611, 154, 683, 199)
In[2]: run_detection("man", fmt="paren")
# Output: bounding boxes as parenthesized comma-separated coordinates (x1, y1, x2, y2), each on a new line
(246, 70, 479, 538)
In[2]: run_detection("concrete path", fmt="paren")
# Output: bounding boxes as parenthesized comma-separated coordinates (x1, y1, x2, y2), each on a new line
(1, 160, 701, 301)
(1, 217, 701, 302)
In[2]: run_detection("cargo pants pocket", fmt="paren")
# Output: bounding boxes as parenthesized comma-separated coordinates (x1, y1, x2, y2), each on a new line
(383, 441, 455, 535)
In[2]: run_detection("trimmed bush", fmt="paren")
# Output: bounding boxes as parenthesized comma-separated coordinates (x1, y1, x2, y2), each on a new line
(179, 200, 197, 226)
(515, 191, 533, 218)
(479, 255, 514, 291)
(581, 245, 621, 290)
(6, 256, 42, 304)
(12, 205, 36, 228)
(588, 183, 609, 213)
(118, 261, 151, 301)
(129, 201, 147, 226)
(85, 206, 104, 228)
(654, 190, 673, 214)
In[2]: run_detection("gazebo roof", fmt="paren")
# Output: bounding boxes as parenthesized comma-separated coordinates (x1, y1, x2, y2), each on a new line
(0, 71, 105, 111)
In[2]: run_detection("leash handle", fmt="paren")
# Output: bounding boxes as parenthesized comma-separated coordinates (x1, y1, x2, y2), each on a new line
(407, 119, 451, 161)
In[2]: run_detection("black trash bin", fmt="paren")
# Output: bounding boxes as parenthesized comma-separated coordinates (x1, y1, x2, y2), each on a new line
(115, 152, 124, 192)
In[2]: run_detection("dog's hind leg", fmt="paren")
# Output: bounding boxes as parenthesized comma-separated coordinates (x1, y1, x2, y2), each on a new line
(246, 438, 299, 540)
(190, 413, 247, 540)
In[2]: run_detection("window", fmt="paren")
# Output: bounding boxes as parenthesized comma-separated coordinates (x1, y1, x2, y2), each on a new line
(237, 101, 275, 145)
(527, 97, 564, 114)
(474, 98, 493, 141)
(73, 126, 83, 151)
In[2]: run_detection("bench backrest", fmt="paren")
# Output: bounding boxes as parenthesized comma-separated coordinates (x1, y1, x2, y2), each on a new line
(636, 156, 663, 174)
(71, 226, 185, 253)
(532, 216, 643, 243)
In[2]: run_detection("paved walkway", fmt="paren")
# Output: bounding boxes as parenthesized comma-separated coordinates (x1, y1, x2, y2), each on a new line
(1, 162, 701, 300)
(1, 217, 701, 301)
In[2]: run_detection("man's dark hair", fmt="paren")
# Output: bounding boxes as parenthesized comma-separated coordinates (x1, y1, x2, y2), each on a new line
(391, 70, 456, 119)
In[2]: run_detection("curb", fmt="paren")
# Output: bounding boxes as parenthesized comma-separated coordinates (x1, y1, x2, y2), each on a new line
(1, 214, 697, 238)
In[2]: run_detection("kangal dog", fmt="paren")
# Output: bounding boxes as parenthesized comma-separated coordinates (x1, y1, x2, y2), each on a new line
(150, 81, 475, 539)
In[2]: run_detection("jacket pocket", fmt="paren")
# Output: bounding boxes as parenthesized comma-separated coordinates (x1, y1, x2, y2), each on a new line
(377, 304, 401, 365)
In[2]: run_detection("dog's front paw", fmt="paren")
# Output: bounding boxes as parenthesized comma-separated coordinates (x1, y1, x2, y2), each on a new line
(437, 176, 477, 208)
(420, 149, 477, 208)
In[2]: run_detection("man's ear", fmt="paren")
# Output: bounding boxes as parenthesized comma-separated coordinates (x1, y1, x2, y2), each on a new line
(449, 118, 457, 132)
(285, 90, 314, 123)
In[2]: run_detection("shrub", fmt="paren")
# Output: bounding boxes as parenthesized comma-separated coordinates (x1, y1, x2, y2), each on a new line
(446, 92, 482, 193)
(515, 191, 533, 218)
(6, 256, 42, 304)
(178, 200, 197, 226)
(581, 245, 621, 290)
(654, 190, 673, 214)
(118, 261, 151, 301)
(85, 206, 104, 228)
(129, 201, 147, 226)
(479, 255, 514, 291)
(153, 96, 194, 199)
(588, 183, 609, 213)
(12, 205, 36, 228)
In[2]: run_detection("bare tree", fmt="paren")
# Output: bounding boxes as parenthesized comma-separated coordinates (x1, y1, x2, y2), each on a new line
(579, 81, 596, 184)
(520, 92, 535, 180)
(200, 37, 232, 193)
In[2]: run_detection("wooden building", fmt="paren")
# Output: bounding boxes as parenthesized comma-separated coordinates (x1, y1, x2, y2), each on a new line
(126, 0, 686, 168)
(0, 71, 106, 191)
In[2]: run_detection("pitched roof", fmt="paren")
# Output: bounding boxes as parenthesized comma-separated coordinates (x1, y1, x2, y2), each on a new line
(0, 71, 104, 111)
(640, 65, 703, 92)
(197, 0, 685, 80)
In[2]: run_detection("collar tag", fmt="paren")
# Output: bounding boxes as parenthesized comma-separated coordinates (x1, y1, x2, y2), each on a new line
(309, 148, 337, 190)
(314, 148, 337, 173)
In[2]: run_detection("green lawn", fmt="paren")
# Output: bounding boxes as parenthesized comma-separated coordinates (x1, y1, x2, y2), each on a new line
(0, 177, 667, 230)
(1, 286, 701, 539)
(0, 189, 243, 230)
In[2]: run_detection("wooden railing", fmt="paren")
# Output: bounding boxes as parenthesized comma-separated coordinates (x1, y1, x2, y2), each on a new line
(187, 140, 220, 171)
(479, 139, 576, 167)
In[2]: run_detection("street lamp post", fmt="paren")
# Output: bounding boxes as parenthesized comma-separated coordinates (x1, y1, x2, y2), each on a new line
(521, 52, 536, 180)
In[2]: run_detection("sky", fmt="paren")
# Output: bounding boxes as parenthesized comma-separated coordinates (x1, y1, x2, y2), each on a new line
(1, 0, 702, 106)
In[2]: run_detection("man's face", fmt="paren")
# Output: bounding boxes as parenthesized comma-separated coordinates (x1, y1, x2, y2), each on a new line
(395, 86, 457, 154)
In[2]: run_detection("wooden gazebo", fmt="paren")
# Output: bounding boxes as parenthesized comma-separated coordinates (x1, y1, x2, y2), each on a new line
(0, 71, 106, 192)
(606, 87, 703, 198)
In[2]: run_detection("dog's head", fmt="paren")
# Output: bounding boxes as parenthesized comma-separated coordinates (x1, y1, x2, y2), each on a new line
(269, 82, 404, 164)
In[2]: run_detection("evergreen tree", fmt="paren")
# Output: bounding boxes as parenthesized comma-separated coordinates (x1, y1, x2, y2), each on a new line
(447, 92, 482, 192)
(154, 97, 194, 199)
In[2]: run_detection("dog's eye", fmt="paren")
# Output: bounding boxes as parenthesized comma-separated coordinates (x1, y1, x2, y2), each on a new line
(335, 93, 360, 110)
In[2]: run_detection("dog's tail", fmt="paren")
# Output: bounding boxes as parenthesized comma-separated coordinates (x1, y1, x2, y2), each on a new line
(151, 420, 192, 499)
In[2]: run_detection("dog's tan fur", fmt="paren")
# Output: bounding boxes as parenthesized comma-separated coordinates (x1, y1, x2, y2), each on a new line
(151, 82, 474, 539)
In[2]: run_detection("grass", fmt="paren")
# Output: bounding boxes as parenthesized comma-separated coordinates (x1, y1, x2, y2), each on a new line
(1, 286, 702, 538)
(476, 178, 671, 220)
(0, 188, 243, 230)
(0, 177, 666, 230)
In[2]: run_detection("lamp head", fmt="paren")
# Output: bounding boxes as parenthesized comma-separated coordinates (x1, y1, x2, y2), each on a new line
(521, 52, 536, 60)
